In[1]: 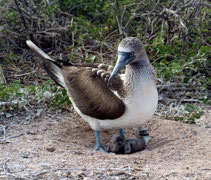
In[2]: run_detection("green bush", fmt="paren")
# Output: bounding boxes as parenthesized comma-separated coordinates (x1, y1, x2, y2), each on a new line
(0, 80, 71, 116)
(0, 0, 209, 122)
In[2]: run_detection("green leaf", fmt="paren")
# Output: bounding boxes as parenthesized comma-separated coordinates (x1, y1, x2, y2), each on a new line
(199, 46, 210, 53)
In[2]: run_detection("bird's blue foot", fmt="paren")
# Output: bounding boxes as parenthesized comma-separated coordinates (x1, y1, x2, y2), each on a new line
(95, 145, 107, 153)
(95, 130, 107, 153)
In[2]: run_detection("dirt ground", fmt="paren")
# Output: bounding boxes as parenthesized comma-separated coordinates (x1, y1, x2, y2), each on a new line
(0, 109, 210, 180)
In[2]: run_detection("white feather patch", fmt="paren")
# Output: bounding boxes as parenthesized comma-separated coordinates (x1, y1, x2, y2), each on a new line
(118, 46, 132, 52)
(96, 70, 104, 76)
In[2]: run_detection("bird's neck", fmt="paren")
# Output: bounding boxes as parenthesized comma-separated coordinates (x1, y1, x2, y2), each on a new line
(125, 56, 156, 83)
(123, 56, 156, 97)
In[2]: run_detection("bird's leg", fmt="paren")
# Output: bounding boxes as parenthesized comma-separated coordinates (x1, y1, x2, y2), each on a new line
(95, 130, 107, 153)
(119, 129, 125, 139)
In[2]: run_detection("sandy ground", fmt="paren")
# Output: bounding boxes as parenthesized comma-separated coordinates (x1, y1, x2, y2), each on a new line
(0, 110, 210, 180)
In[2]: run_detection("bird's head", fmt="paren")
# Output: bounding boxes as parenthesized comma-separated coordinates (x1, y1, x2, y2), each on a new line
(109, 37, 146, 85)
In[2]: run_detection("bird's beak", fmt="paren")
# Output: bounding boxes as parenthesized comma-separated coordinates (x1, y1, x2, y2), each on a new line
(108, 53, 129, 86)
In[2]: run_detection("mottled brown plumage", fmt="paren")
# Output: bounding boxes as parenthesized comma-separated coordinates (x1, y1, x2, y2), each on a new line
(26, 40, 126, 120)
(62, 65, 125, 120)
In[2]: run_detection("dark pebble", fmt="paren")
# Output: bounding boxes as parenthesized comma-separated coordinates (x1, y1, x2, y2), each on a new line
(46, 147, 56, 152)
(22, 154, 29, 158)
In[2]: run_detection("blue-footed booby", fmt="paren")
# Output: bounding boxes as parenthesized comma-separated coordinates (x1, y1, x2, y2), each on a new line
(26, 37, 158, 152)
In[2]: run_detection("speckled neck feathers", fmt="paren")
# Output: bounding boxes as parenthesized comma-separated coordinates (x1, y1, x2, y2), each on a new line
(123, 57, 156, 97)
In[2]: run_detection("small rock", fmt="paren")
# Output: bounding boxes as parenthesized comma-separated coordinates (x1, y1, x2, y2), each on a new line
(74, 151, 83, 155)
(205, 124, 211, 128)
(35, 109, 43, 118)
(5, 113, 12, 118)
(26, 131, 36, 135)
(42, 127, 48, 132)
(22, 153, 29, 158)
(46, 147, 55, 152)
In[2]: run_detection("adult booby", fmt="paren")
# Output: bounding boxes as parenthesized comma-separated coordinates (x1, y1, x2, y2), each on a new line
(26, 37, 158, 152)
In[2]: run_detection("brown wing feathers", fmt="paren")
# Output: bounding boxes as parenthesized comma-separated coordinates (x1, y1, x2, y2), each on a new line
(26, 40, 126, 120)
(62, 66, 126, 120)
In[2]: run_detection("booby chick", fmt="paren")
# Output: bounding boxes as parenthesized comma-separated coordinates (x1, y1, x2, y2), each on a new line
(107, 127, 152, 154)
(26, 37, 158, 153)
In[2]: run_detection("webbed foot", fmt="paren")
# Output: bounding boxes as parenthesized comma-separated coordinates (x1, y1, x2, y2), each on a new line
(95, 130, 107, 153)
(95, 145, 107, 153)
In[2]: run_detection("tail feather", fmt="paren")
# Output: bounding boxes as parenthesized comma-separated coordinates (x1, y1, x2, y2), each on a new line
(26, 40, 66, 88)
(26, 40, 54, 61)
(42, 60, 66, 88)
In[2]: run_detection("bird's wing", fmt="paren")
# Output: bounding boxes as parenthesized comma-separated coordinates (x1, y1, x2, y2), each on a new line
(26, 40, 126, 120)
(62, 65, 126, 120)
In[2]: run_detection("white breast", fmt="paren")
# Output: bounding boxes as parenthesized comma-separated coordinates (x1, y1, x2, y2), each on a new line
(71, 78, 158, 131)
